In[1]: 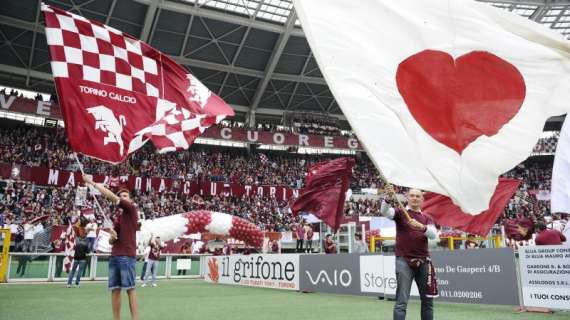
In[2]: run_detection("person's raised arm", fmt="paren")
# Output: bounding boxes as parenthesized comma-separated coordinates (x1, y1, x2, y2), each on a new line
(380, 200, 395, 220)
(379, 185, 396, 220)
(82, 174, 120, 204)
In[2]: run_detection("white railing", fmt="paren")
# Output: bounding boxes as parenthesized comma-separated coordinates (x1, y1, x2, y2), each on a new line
(6, 252, 210, 282)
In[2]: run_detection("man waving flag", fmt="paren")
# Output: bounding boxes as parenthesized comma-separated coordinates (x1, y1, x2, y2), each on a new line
(41, 4, 234, 163)
(294, 0, 570, 214)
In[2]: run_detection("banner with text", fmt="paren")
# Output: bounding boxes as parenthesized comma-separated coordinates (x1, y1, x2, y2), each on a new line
(431, 249, 519, 305)
(360, 251, 518, 304)
(519, 245, 570, 310)
(202, 250, 520, 305)
(0, 164, 300, 201)
(204, 254, 299, 290)
(359, 255, 419, 297)
(300, 254, 361, 295)
(1, 94, 361, 150)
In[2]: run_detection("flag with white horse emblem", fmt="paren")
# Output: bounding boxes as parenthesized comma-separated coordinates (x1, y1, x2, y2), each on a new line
(42, 4, 234, 163)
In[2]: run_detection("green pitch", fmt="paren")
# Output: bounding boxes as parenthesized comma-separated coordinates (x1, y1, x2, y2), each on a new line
(0, 280, 568, 320)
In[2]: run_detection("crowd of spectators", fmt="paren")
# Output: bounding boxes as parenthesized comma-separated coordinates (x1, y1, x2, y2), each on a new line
(0, 125, 383, 190)
(345, 162, 554, 225)
(293, 118, 343, 137)
(532, 133, 559, 154)
(219, 120, 291, 134)
(219, 117, 351, 138)
(0, 180, 295, 233)
(0, 87, 57, 102)
(0, 121, 561, 240)
(0, 88, 25, 99)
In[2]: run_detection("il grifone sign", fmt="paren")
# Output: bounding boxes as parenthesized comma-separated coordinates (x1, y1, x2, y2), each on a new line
(205, 254, 299, 290)
(1, 94, 362, 150)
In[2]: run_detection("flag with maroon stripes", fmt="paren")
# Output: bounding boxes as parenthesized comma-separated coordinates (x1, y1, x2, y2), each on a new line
(41, 4, 234, 163)
(63, 224, 76, 273)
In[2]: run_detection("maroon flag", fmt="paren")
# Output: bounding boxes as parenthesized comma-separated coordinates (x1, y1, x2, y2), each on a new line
(422, 178, 521, 236)
(41, 4, 233, 163)
(292, 157, 355, 231)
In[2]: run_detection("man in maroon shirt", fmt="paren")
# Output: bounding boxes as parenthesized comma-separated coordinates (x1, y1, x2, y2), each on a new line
(295, 220, 305, 253)
(535, 221, 566, 245)
(324, 234, 337, 254)
(381, 187, 438, 320)
(142, 236, 163, 287)
(83, 175, 138, 320)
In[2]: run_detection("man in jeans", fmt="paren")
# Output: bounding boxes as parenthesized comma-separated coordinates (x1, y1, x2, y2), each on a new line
(83, 175, 138, 320)
(51, 236, 65, 278)
(66, 233, 89, 288)
(295, 220, 305, 253)
(142, 236, 162, 287)
(381, 187, 438, 320)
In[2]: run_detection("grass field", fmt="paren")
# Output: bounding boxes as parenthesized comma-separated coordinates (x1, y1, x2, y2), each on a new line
(1, 280, 569, 320)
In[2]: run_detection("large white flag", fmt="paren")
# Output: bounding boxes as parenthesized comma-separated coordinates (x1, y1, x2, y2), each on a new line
(551, 118, 570, 213)
(294, 0, 570, 213)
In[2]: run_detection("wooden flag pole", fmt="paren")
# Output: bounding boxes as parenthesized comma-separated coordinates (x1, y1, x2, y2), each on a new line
(73, 153, 113, 228)
(376, 170, 413, 222)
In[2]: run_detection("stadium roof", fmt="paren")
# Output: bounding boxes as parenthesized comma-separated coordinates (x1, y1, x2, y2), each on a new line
(0, 0, 568, 127)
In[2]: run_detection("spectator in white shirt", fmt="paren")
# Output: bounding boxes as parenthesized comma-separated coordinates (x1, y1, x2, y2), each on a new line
(192, 240, 204, 254)
(352, 232, 369, 253)
(23, 223, 35, 251)
(85, 218, 98, 252)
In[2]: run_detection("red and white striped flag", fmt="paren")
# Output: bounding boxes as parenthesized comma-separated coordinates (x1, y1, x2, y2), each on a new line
(41, 4, 234, 163)
(63, 224, 76, 273)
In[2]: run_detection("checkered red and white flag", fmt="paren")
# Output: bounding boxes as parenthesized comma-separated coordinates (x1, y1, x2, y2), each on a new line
(42, 4, 234, 163)
(258, 153, 269, 164)
(63, 224, 76, 273)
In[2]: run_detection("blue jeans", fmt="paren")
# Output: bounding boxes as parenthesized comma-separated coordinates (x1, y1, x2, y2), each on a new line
(144, 260, 159, 285)
(86, 237, 96, 252)
(140, 261, 147, 281)
(108, 256, 136, 290)
(67, 260, 87, 286)
(393, 257, 433, 320)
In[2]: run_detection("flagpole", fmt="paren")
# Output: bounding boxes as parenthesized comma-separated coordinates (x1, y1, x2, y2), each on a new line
(73, 153, 113, 228)
(376, 170, 413, 222)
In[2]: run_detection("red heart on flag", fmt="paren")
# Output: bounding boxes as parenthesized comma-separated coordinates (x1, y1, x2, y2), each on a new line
(396, 50, 526, 154)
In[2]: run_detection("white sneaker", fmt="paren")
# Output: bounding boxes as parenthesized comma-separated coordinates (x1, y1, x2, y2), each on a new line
(141, 283, 147, 287)
(66, 284, 71, 288)
(151, 283, 157, 287)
